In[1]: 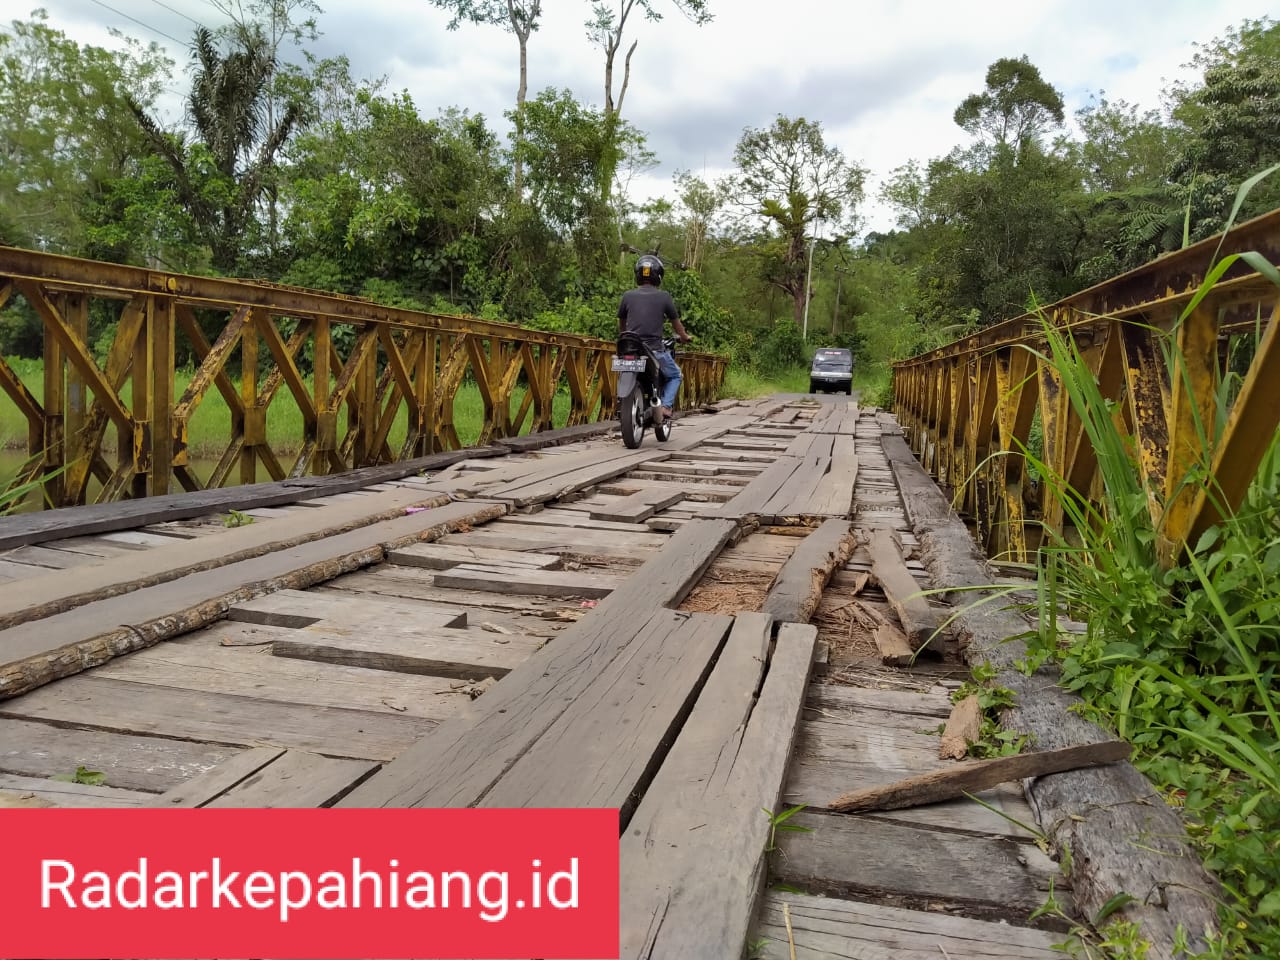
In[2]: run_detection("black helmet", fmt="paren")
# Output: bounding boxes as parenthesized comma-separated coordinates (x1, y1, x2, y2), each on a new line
(635, 254, 664, 286)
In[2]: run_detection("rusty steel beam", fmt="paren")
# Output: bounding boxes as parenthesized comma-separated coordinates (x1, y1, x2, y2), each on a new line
(1, 247, 729, 510)
(891, 207, 1280, 567)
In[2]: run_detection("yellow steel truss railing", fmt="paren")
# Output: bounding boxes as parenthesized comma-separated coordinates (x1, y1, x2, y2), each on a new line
(0, 247, 728, 510)
(891, 207, 1280, 567)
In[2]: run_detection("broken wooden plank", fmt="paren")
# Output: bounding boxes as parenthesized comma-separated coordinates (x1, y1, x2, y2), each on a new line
(760, 519, 858, 625)
(432, 564, 619, 599)
(830, 741, 1131, 814)
(271, 625, 534, 681)
(151, 746, 286, 807)
(0, 500, 504, 700)
(874, 622, 916, 666)
(386, 542, 563, 570)
(618, 620, 816, 960)
(204, 750, 378, 808)
(939, 694, 982, 760)
(338, 519, 739, 808)
(868, 527, 943, 654)
(588, 486, 686, 523)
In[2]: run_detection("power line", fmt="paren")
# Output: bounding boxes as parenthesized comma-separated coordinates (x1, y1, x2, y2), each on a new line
(146, 0, 207, 29)
(87, 0, 187, 46)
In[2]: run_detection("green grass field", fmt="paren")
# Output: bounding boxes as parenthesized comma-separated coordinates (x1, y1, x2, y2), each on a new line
(2, 355, 865, 475)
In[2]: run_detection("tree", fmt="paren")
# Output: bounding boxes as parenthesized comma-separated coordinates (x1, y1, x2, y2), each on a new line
(585, 0, 709, 120)
(1069, 95, 1175, 194)
(1168, 17, 1280, 234)
(209, 0, 324, 249)
(0, 11, 172, 256)
(514, 87, 618, 269)
(673, 170, 728, 271)
(585, 0, 711, 203)
(954, 55, 1064, 151)
(730, 115, 866, 329)
(128, 25, 304, 273)
(430, 1, 542, 196)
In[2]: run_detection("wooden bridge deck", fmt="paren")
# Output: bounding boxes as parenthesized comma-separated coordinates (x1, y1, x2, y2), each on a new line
(0, 396, 1066, 959)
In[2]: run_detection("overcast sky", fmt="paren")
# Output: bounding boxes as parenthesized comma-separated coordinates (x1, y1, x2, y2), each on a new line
(28, 0, 1274, 233)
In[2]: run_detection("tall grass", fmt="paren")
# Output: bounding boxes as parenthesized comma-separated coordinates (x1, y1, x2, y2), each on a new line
(1009, 197, 1280, 956)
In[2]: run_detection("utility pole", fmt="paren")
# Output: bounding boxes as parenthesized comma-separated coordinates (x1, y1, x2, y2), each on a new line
(802, 221, 821, 340)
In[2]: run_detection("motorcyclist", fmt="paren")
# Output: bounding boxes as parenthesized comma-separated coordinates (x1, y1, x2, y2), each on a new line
(617, 254, 691, 425)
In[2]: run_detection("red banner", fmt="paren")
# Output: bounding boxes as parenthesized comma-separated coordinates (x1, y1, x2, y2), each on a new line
(0, 807, 619, 959)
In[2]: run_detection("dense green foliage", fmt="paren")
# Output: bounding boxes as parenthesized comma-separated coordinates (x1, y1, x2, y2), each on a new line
(1016, 295, 1280, 958)
(3, 7, 1278, 388)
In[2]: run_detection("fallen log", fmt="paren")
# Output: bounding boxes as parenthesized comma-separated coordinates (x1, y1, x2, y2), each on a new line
(882, 428, 1224, 959)
(828, 740, 1131, 814)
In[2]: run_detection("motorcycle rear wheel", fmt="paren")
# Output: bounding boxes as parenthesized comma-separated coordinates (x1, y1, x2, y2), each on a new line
(620, 385, 646, 449)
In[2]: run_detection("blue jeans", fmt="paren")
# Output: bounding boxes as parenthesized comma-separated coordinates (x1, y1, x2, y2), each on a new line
(655, 350, 682, 409)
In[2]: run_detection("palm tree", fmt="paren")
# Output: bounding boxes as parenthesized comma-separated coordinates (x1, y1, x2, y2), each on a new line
(128, 24, 302, 273)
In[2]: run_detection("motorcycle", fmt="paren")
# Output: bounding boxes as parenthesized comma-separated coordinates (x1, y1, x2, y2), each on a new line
(612, 333, 678, 449)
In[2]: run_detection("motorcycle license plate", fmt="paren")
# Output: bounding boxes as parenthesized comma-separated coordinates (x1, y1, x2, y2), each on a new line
(612, 357, 646, 372)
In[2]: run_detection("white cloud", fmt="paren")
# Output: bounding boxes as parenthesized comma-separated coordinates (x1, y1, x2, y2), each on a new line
(25, 0, 1274, 233)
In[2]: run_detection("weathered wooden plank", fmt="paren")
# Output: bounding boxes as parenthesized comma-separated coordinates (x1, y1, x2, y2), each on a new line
(441, 527, 667, 560)
(809, 435, 858, 516)
(773, 810, 1058, 915)
(0, 677, 433, 762)
(432, 564, 619, 599)
(805, 681, 951, 719)
(752, 892, 1062, 960)
(869, 527, 943, 654)
(619, 621, 816, 960)
(226, 588, 468, 629)
(719, 457, 803, 518)
(93, 630, 472, 718)
(271, 625, 534, 681)
(0, 485, 465, 630)
(478, 611, 733, 818)
(0, 544, 96, 570)
(0, 445, 507, 552)
(386, 542, 563, 570)
(499, 511, 656, 533)
(150, 746, 286, 807)
(759, 519, 858, 625)
(205, 751, 378, 808)
(588, 486, 686, 523)
(339, 520, 739, 808)
(0, 499, 505, 700)
(0, 773, 156, 808)
(0, 719, 237, 793)
(760, 454, 831, 517)
(598, 476, 741, 502)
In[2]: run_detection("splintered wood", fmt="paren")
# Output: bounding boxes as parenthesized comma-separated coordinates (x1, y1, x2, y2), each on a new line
(827, 741, 1132, 814)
